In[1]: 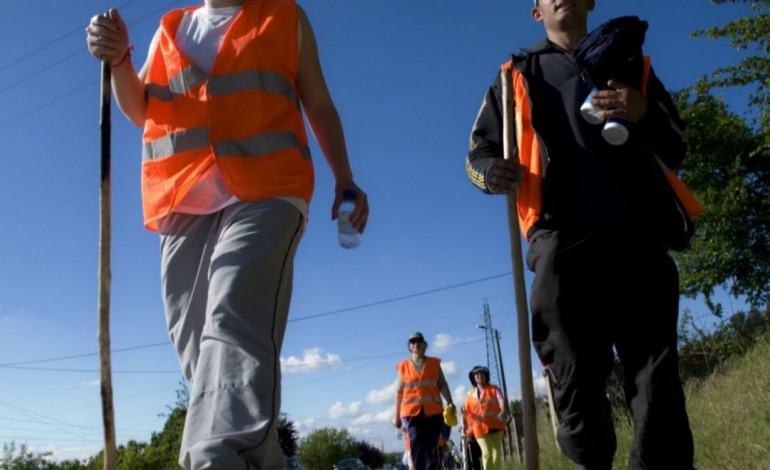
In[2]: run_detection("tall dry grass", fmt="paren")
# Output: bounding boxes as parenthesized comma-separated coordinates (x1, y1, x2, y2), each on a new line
(504, 333, 770, 469)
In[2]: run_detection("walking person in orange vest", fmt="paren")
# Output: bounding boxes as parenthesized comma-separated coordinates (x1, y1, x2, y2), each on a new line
(394, 332, 456, 470)
(85, 1, 368, 468)
(465, 1, 699, 469)
(463, 366, 506, 470)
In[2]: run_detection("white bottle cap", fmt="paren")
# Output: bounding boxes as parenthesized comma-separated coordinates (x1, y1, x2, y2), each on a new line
(602, 120, 629, 145)
(580, 101, 604, 125)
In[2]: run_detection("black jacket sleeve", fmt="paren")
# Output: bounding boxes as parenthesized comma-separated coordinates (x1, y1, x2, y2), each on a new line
(465, 72, 510, 193)
(638, 67, 688, 169)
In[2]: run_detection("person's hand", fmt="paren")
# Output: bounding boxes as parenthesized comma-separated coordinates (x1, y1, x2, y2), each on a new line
(393, 416, 402, 429)
(85, 9, 130, 66)
(589, 80, 648, 123)
(486, 159, 525, 194)
(332, 183, 369, 233)
(497, 411, 506, 422)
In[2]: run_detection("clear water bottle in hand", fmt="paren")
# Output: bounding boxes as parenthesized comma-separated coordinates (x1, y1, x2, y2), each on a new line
(337, 189, 361, 248)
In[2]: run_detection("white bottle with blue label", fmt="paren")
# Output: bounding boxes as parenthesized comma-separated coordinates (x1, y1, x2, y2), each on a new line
(580, 87, 629, 146)
(337, 189, 361, 248)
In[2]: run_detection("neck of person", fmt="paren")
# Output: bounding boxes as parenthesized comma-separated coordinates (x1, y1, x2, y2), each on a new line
(546, 28, 586, 52)
(205, 0, 243, 8)
(411, 353, 425, 362)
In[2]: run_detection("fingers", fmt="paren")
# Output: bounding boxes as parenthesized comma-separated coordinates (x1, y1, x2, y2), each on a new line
(590, 81, 647, 122)
(487, 160, 524, 194)
(85, 9, 128, 63)
(331, 185, 369, 234)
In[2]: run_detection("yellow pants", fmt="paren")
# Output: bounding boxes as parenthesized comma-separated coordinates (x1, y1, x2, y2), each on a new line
(477, 431, 504, 470)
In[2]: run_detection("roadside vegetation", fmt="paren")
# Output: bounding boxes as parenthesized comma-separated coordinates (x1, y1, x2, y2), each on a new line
(3, 0, 769, 469)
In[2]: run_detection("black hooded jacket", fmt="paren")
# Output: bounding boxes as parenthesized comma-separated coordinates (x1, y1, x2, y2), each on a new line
(466, 38, 689, 245)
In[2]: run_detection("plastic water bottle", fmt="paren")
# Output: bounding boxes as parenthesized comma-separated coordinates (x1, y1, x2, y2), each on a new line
(601, 118, 629, 145)
(580, 87, 629, 145)
(337, 189, 361, 248)
(579, 88, 604, 125)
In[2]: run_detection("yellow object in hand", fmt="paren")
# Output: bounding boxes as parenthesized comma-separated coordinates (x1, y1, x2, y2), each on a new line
(443, 406, 458, 427)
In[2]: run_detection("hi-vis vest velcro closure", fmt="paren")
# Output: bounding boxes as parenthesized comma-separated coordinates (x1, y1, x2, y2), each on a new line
(398, 357, 444, 417)
(500, 56, 703, 241)
(141, 0, 313, 232)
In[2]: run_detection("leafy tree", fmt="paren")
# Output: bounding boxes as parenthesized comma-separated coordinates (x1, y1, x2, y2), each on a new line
(692, 1, 770, 131)
(2, 442, 55, 470)
(673, 87, 770, 312)
(277, 413, 299, 457)
(353, 439, 384, 469)
(297, 427, 357, 470)
(673, 1, 770, 313)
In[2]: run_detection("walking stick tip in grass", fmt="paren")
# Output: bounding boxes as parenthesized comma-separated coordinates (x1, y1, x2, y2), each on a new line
(501, 57, 540, 469)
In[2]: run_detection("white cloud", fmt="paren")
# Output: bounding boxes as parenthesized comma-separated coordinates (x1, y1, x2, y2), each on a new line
(440, 361, 457, 378)
(30, 444, 100, 463)
(81, 379, 100, 387)
(453, 385, 468, 405)
(534, 368, 549, 397)
(281, 348, 341, 374)
(350, 413, 374, 426)
(432, 333, 455, 351)
(328, 401, 362, 419)
(374, 408, 393, 422)
(366, 380, 398, 404)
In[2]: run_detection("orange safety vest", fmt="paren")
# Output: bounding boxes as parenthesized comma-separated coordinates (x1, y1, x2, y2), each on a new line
(501, 56, 703, 240)
(398, 357, 443, 417)
(464, 385, 504, 438)
(141, 0, 313, 231)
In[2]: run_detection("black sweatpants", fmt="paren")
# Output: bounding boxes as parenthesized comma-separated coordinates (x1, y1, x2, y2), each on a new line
(526, 230, 694, 470)
(406, 411, 444, 470)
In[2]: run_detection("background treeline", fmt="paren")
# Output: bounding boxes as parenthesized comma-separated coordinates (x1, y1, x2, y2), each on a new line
(3, 0, 769, 468)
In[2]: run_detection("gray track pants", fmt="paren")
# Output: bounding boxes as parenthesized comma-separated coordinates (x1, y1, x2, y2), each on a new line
(159, 200, 304, 470)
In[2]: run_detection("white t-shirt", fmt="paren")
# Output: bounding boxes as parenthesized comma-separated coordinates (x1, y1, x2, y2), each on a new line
(152, 5, 307, 219)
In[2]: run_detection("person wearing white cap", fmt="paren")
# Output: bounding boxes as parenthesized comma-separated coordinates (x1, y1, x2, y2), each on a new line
(394, 332, 455, 470)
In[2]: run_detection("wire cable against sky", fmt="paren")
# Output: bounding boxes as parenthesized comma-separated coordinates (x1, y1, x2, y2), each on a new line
(289, 271, 512, 322)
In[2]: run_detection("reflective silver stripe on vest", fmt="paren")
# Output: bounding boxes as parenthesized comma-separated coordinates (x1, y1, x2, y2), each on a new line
(208, 70, 297, 102)
(142, 127, 210, 161)
(402, 396, 442, 404)
(403, 379, 439, 389)
(146, 66, 207, 102)
(214, 131, 311, 160)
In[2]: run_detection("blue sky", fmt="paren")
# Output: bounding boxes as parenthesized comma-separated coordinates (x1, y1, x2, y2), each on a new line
(0, 0, 756, 461)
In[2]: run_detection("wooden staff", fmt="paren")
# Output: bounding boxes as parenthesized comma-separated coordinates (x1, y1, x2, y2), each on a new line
(98, 57, 117, 470)
(501, 63, 539, 469)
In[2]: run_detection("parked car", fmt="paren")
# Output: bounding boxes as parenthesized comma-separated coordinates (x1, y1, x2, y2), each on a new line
(285, 456, 304, 470)
(334, 457, 367, 470)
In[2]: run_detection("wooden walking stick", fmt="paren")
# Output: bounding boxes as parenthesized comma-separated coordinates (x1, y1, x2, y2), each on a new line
(98, 56, 117, 470)
(501, 62, 539, 469)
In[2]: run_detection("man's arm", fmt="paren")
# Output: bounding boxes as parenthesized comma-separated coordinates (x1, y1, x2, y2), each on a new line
(393, 376, 404, 428)
(437, 368, 454, 408)
(466, 72, 524, 195)
(296, 6, 368, 231)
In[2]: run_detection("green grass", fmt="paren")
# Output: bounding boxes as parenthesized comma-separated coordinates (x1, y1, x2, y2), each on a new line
(503, 334, 770, 469)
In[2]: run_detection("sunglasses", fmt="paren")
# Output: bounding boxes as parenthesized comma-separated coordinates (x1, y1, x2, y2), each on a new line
(409, 339, 424, 344)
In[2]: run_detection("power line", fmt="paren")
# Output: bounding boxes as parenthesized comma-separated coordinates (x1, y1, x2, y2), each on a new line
(0, 0, 144, 74)
(0, 0, 185, 98)
(289, 271, 512, 322)
(0, 272, 511, 373)
(0, 341, 167, 367)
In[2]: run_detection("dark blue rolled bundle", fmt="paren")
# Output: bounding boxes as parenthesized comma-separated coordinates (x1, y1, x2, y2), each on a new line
(572, 15, 648, 90)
